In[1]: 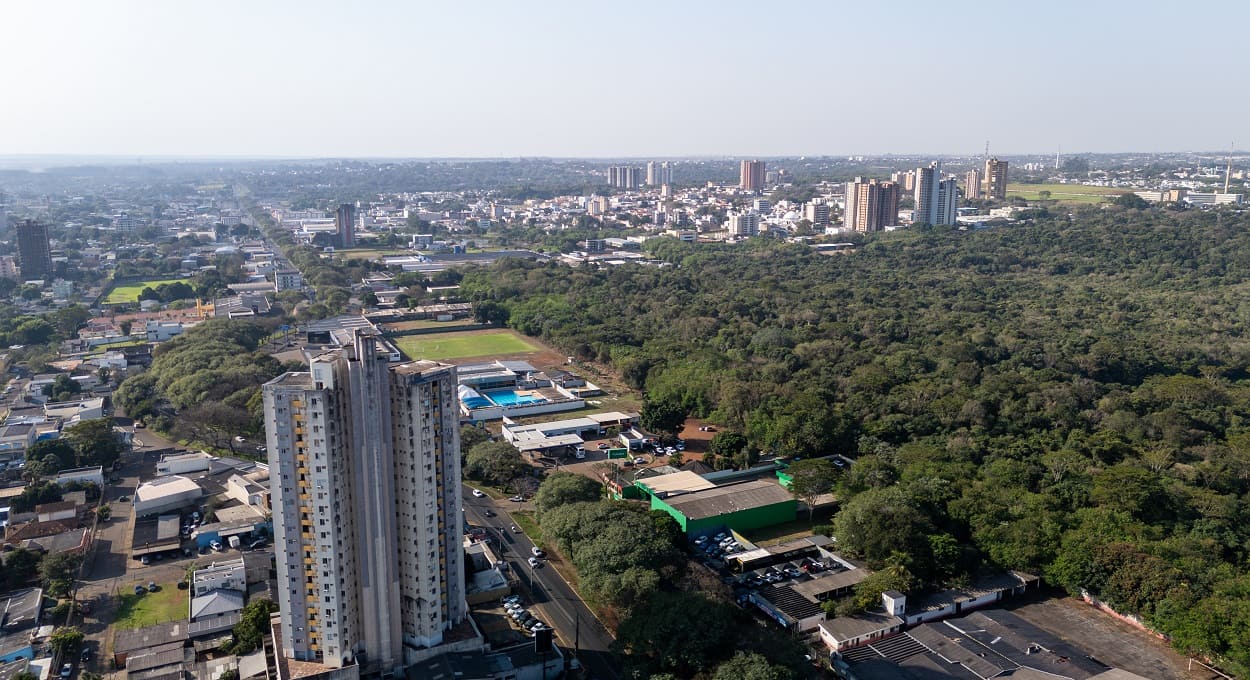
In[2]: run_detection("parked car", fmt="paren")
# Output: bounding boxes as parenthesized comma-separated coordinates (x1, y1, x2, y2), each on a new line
(148, 582, 158, 592)
(527, 557, 542, 568)
(133, 585, 146, 595)
(502, 595, 522, 605)
(510, 525, 520, 533)
(80, 648, 91, 662)
(530, 547, 545, 558)
(60, 663, 73, 678)
(471, 489, 485, 498)
(139, 555, 150, 565)
(509, 495, 524, 502)
(632, 457, 646, 465)
(693, 536, 708, 545)
(248, 539, 267, 550)
(597, 443, 610, 450)
(210, 541, 223, 552)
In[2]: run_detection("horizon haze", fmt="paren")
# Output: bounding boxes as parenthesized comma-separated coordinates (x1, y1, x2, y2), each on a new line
(3, 0, 1248, 159)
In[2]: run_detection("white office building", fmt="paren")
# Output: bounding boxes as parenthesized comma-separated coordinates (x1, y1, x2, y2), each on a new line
(727, 210, 761, 237)
(263, 332, 467, 676)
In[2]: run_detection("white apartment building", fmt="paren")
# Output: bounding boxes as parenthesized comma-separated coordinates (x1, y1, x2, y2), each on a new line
(727, 210, 760, 237)
(263, 332, 466, 677)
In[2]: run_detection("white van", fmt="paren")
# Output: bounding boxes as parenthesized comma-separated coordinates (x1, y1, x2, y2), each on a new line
(574, 446, 586, 459)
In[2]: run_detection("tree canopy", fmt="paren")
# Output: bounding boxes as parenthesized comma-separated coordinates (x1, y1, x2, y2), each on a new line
(459, 206, 1250, 674)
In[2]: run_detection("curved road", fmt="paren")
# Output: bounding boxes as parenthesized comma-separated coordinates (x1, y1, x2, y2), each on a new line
(462, 490, 620, 680)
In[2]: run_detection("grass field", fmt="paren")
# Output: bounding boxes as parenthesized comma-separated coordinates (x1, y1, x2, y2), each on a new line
(114, 584, 188, 629)
(393, 331, 538, 360)
(104, 278, 190, 304)
(384, 319, 484, 332)
(1006, 183, 1129, 204)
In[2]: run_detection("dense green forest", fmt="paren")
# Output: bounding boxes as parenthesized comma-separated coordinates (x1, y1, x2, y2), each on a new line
(461, 206, 1250, 674)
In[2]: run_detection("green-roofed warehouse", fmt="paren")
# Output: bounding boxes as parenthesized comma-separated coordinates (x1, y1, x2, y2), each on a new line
(637, 475, 797, 535)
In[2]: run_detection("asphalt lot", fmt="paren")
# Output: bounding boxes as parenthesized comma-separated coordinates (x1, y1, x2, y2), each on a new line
(1007, 596, 1215, 680)
(462, 489, 620, 680)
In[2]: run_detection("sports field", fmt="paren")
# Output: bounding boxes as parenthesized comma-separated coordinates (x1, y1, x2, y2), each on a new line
(1006, 183, 1129, 204)
(104, 278, 190, 304)
(393, 330, 539, 360)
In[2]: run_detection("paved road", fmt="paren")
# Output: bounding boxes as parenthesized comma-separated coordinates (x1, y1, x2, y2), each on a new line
(462, 491, 618, 680)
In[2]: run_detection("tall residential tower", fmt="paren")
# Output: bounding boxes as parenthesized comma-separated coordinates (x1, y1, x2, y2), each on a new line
(739, 160, 766, 192)
(16, 219, 52, 281)
(263, 333, 466, 677)
(984, 157, 1009, 200)
(844, 178, 900, 232)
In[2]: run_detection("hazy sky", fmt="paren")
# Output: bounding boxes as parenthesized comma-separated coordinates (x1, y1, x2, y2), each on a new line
(3, 1, 1247, 158)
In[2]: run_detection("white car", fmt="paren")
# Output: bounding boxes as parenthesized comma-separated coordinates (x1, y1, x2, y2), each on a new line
(531, 547, 545, 558)
(471, 489, 485, 498)
(527, 557, 542, 568)
(632, 457, 646, 465)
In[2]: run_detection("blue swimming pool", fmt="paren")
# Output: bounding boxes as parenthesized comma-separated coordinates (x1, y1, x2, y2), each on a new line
(484, 389, 549, 407)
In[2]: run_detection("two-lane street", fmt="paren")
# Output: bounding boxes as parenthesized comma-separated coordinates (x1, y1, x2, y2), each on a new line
(462, 490, 620, 680)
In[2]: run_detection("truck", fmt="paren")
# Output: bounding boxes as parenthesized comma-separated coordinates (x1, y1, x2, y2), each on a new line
(228, 535, 241, 550)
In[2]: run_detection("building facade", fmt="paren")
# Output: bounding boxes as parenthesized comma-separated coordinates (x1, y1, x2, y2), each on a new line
(963, 169, 982, 200)
(607, 166, 643, 190)
(844, 178, 899, 232)
(645, 161, 672, 187)
(336, 204, 358, 248)
(984, 157, 1009, 200)
(16, 219, 52, 281)
(740, 160, 766, 192)
(264, 332, 466, 676)
(913, 163, 940, 225)
(935, 178, 959, 226)
(727, 210, 760, 237)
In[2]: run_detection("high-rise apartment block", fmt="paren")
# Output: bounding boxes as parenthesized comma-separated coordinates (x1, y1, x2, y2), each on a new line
(984, 157, 1009, 200)
(804, 202, 832, 227)
(336, 204, 358, 248)
(727, 210, 760, 237)
(645, 161, 672, 187)
(913, 163, 959, 226)
(935, 178, 959, 226)
(608, 166, 643, 190)
(914, 163, 940, 226)
(964, 169, 983, 200)
(844, 178, 900, 232)
(740, 160, 766, 192)
(263, 333, 466, 677)
(16, 219, 52, 281)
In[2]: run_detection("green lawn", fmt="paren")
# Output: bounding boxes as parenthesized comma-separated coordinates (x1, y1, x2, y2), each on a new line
(1006, 183, 1129, 204)
(393, 331, 538, 360)
(114, 584, 189, 629)
(511, 510, 542, 542)
(104, 278, 190, 304)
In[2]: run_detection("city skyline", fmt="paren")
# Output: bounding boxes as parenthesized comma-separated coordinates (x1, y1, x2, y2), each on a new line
(3, 1, 1249, 158)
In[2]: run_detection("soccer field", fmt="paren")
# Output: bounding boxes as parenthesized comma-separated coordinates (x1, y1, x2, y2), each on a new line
(393, 331, 539, 360)
(104, 278, 191, 304)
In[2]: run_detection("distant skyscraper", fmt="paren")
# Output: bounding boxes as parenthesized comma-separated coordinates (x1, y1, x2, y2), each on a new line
(936, 178, 959, 226)
(844, 178, 899, 232)
(984, 157, 1009, 200)
(16, 219, 52, 281)
(263, 333, 467, 676)
(336, 203, 358, 248)
(740, 160, 766, 192)
(645, 161, 672, 187)
(914, 162, 941, 225)
(608, 166, 643, 190)
(964, 169, 983, 200)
